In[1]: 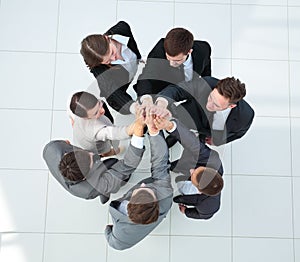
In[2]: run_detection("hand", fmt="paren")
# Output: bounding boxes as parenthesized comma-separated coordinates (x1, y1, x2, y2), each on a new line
(65, 140, 71, 144)
(151, 105, 172, 119)
(205, 136, 214, 145)
(140, 95, 153, 109)
(153, 116, 174, 131)
(145, 105, 159, 134)
(178, 204, 186, 214)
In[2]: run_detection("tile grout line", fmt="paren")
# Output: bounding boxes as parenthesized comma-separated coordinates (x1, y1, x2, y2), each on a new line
(41, 1, 61, 261)
(230, 1, 234, 262)
(286, 3, 296, 262)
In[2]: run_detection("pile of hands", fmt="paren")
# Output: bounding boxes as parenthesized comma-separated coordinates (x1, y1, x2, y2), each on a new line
(134, 96, 172, 134)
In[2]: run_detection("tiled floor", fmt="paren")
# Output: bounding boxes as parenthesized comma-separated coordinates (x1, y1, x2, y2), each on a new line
(0, 0, 299, 261)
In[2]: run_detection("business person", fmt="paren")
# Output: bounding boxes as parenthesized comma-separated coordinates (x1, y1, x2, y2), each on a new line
(156, 76, 255, 146)
(105, 106, 173, 250)
(80, 21, 141, 120)
(43, 105, 146, 204)
(135, 27, 211, 97)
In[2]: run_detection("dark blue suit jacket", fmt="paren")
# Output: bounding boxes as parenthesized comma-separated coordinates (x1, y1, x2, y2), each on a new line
(169, 120, 223, 219)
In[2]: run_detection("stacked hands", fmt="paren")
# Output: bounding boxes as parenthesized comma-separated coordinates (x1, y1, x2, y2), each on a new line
(131, 96, 173, 135)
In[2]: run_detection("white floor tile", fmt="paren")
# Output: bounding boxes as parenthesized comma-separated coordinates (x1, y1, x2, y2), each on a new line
(232, 59, 289, 117)
(176, 0, 230, 3)
(0, 0, 58, 52)
(295, 239, 300, 262)
(170, 236, 231, 262)
(117, 1, 174, 57)
(233, 237, 294, 262)
(107, 235, 169, 261)
(175, 3, 231, 59)
(0, 52, 55, 110)
(51, 110, 74, 142)
(0, 233, 44, 262)
(46, 176, 108, 233)
(53, 53, 94, 110)
(289, 0, 300, 6)
(290, 62, 300, 117)
(291, 118, 300, 177)
(57, 0, 117, 53)
(0, 109, 52, 169)
(170, 176, 231, 236)
(0, 170, 47, 232)
(293, 177, 300, 238)
(232, 5, 288, 60)
(232, 117, 291, 176)
(44, 234, 106, 262)
(233, 0, 287, 5)
(289, 7, 300, 60)
(211, 58, 232, 79)
(233, 176, 293, 237)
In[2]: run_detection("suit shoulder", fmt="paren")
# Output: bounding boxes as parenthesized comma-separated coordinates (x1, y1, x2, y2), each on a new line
(193, 40, 211, 51)
(148, 38, 165, 58)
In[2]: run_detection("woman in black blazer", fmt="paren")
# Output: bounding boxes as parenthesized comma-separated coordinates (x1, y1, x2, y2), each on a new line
(80, 21, 141, 122)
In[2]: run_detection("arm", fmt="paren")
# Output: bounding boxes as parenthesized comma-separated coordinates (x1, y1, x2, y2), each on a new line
(92, 65, 134, 115)
(174, 194, 220, 220)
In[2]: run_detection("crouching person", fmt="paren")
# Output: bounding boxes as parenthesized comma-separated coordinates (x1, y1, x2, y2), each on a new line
(42, 105, 146, 204)
(105, 106, 173, 250)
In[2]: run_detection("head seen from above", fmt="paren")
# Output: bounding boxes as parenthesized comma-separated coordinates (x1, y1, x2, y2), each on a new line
(190, 166, 224, 196)
(59, 150, 93, 182)
(206, 77, 246, 112)
(164, 28, 193, 67)
(127, 183, 159, 224)
(70, 91, 105, 119)
(80, 34, 120, 68)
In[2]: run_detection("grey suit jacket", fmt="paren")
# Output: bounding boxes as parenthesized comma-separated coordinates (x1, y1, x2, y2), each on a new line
(105, 134, 173, 250)
(43, 140, 145, 200)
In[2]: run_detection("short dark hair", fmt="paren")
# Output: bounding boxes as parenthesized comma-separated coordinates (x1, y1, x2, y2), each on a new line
(127, 190, 159, 224)
(164, 28, 194, 56)
(70, 91, 98, 118)
(59, 151, 91, 181)
(215, 77, 246, 104)
(194, 167, 223, 196)
(80, 34, 110, 69)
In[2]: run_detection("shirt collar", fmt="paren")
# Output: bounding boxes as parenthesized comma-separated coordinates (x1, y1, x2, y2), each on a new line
(110, 34, 130, 46)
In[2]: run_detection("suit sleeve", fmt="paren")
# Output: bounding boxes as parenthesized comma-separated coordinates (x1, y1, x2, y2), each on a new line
(88, 144, 145, 195)
(95, 125, 129, 141)
(135, 39, 167, 96)
(92, 66, 134, 114)
(174, 194, 220, 220)
(148, 133, 170, 181)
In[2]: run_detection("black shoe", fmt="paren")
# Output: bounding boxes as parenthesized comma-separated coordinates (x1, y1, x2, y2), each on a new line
(166, 135, 178, 148)
(99, 194, 110, 204)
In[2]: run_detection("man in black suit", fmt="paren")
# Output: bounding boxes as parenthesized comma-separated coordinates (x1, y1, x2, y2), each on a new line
(153, 116, 223, 220)
(155, 76, 255, 146)
(135, 27, 211, 97)
(81, 21, 141, 121)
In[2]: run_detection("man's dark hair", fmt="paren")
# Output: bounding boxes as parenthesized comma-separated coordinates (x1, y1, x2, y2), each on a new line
(70, 91, 98, 118)
(127, 190, 159, 224)
(215, 77, 246, 104)
(164, 28, 194, 56)
(194, 167, 224, 196)
(59, 151, 91, 181)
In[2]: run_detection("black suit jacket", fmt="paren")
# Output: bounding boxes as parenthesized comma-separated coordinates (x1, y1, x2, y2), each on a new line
(169, 120, 223, 219)
(90, 21, 141, 114)
(158, 76, 255, 146)
(135, 38, 211, 97)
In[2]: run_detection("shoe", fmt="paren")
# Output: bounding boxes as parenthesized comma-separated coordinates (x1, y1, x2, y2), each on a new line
(166, 135, 178, 148)
(99, 194, 110, 204)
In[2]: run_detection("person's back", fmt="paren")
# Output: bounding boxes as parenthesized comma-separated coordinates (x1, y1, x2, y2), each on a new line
(105, 109, 173, 250)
